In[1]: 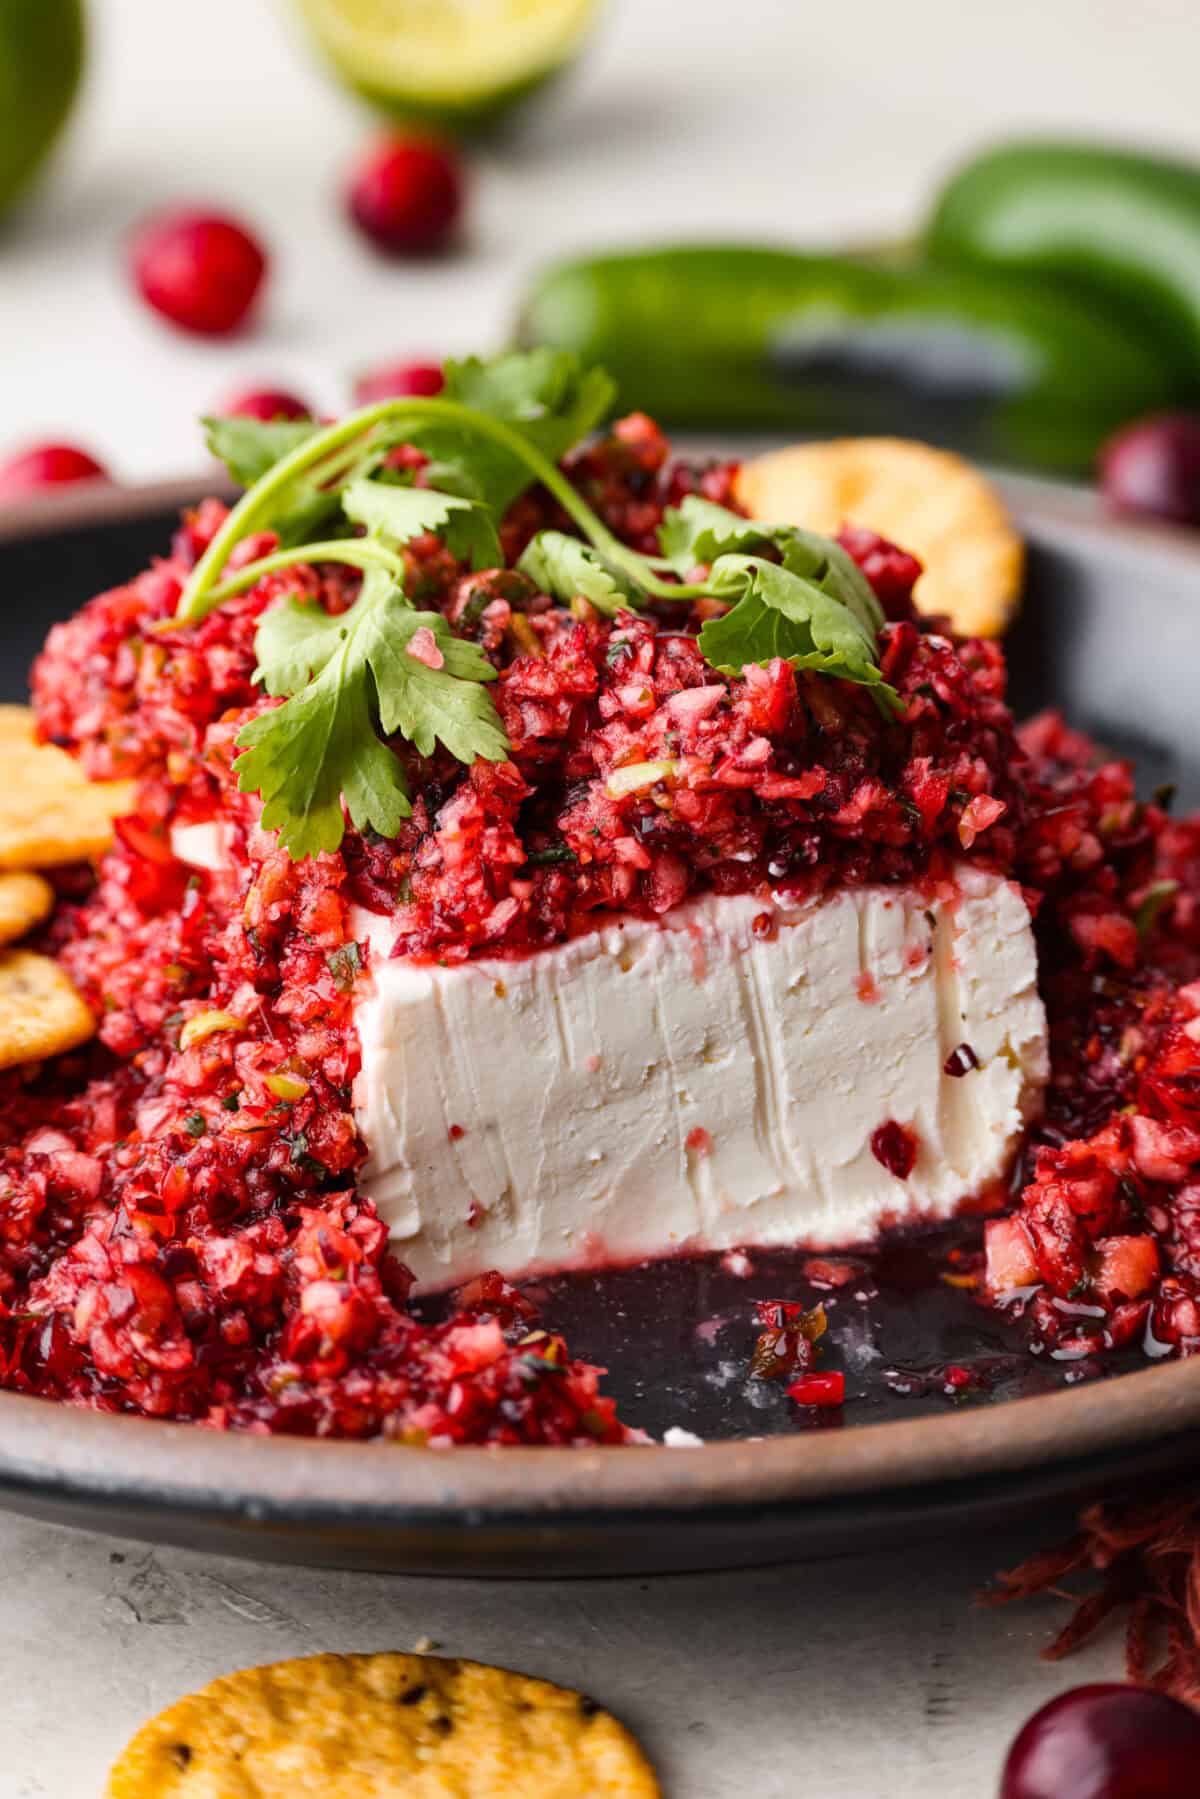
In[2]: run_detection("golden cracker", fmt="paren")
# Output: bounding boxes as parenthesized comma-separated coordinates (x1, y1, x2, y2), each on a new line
(734, 437, 1024, 638)
(0, 949, 95, 1069)
(107, 1652, 661, 1799)
(0, 707, 133, 867)
(0, 872, 54, 945)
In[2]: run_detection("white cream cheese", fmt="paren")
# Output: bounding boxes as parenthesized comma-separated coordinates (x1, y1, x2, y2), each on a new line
(349, 872, 1047, 1290)
(170, 822, 1046, 1291)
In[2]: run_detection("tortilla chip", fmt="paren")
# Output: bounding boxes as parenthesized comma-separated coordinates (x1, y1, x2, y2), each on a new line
(734, 437, 1024, 638)
(0, 949, 94, 1069)
(0, 706, 133, 867)
(106, 1652, 661, 1798)
(0, 871, 54, 945)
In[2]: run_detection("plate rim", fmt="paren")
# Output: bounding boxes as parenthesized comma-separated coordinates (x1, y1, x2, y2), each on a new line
(2, 473, 1200, 1546)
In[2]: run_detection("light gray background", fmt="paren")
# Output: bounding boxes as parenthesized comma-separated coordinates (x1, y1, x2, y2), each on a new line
(0, 1, 1191, 1791)
(1, 0, 1199, 479)
(3, 1509, 1118, 1798)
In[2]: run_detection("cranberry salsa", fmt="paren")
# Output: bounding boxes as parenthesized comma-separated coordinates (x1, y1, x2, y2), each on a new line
(7, 351, 1200, 1444)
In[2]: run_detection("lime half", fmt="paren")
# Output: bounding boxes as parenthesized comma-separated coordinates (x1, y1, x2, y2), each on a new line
(294, 0, 602, 133)
(0, 0, 84, 216)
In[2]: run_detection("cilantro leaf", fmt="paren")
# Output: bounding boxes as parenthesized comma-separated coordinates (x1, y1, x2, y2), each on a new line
(659, 496, 884, 636)
(236, 569, 508, 856)
(341, 477, 502, 572)
(415, 350, 615, 514)
(235, 662, 411, 859)
(203, 415, 342, 549)
(204, 416, 322, 486)
(697, 557, 901, 714)
(517, 530, 645, 617)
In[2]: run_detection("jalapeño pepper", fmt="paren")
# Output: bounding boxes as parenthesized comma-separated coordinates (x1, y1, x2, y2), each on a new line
(515, 246, 1176, 474)
(926, 141, 1200, 392)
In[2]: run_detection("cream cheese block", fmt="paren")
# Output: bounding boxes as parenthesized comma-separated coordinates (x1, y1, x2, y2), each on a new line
(170, 822, 1047, 1291)
(350, 871, 1047, 1290)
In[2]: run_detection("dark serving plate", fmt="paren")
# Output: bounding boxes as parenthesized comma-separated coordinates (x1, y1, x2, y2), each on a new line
(0, 473, 1197, 1575)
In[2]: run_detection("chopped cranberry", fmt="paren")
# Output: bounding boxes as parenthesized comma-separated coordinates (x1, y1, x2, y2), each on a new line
(346, 136, 463, 256)
(354, 361, 445, 405)
(219, 387, 311, 422)
(1098, 413, 1200, 527)
(871, 1121, 919, 1180)
(130, 210, 268, 336)
(787, 1371, 845, 1407)
(943, 1042, 980, 1077)
(1000, 1683, 1200, 1798)
(0, 444, 108, 497)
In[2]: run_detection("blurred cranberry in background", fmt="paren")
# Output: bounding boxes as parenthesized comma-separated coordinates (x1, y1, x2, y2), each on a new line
(0, 443, 108, 497)
(353, 361, 445, 405)
(219, 387, 312, 421)
(346, 136, 464, 255)
(130, 210, 268, 336)
(999, 1682, 1200, 1799)
(1098, 412, 1200, 527)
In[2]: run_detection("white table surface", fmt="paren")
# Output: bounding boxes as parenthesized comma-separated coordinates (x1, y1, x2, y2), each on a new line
(0, 2, 1191, 1792)
(1, 1509, 1118, 1799)
(2, 0, 1199, 483)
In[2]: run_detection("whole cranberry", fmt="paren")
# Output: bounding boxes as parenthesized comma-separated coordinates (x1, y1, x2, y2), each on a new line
(0, 443, 108, 497)
(1098, 413, 1200, 527)
(346, 136, 463, 256)
(1000, 1682, 1200, 1798)
(219, 387, 312, 422)
(353, 361, 445, 406)
(130, 210, 268, 336)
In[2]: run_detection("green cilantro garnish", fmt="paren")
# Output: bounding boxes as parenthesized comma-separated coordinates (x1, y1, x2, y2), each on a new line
(516, 531, 644, 618)
(183, 1112, 207, 1138)
(326, 940, 363, 991)
(177, 352, 899, 860)
(236, 565, 507, 857)
(1135, 879, 1180, 943)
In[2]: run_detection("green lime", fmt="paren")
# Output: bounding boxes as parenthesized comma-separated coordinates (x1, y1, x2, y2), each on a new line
(293, 0, 602, 135)
(0, 0, 84, 216)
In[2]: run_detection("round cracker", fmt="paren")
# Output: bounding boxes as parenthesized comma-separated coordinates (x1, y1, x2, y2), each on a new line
(106, 1651, 662, 1799)
(733, 438, 1024, 638)
(0, 949, 94, 1069)
(0, 871, 54, 945)
(0, 706, 133, 868)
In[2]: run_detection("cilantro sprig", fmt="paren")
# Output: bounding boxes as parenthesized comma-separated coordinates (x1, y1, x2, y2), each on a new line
(175, 352, 900, 859)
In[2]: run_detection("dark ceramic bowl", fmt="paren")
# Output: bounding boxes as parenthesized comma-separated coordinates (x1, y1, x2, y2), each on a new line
(0, 475, 1197, 1575)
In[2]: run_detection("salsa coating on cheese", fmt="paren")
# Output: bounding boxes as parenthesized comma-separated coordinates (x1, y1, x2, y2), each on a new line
(3, 376, 1200, 1440)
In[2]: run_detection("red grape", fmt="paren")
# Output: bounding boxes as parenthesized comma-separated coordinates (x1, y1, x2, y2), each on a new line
(0, 443, 108, 497)
(346, 136, 463, 256)
(131, 210, 268, 336)
(1098, 413, 1200, 527)
(353, 361, 445, 405)
(1000, 1682, 1200, 1798)
(219, 387, 311, 422)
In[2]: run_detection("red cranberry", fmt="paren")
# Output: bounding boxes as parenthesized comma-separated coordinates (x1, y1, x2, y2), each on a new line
(871, 1120, 918, 1179)
(1001, 1683, 1200, 1799)
(346, 136, 463, 256)
(353, 360, 445, 405)
(130, 210, 268, 336)
(0, 443, 108, 497)
(1098, 413, 1200, 527)
(219, 387, 311, 422)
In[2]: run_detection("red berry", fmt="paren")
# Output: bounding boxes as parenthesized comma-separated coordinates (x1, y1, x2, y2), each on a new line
(353, 361, 445, 406)
(786, 1371, 845, 1407)
(346, 137, 463, 256)
(219, 387, 312, 422)
(1098, 413, 1200, 527)
(0, 443, 108, 497)
(130, 210, 268, 337)
(870, 1119, 919, 1179)
(1001, 1683, 1200, 1799)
